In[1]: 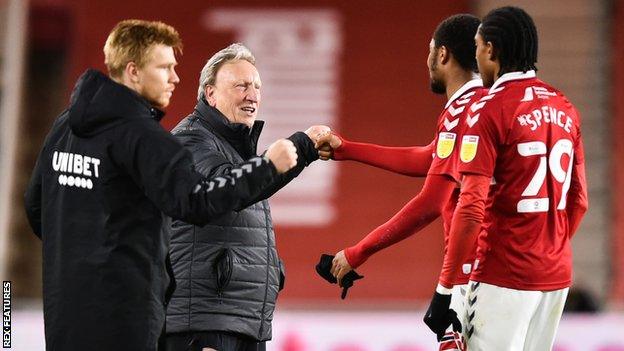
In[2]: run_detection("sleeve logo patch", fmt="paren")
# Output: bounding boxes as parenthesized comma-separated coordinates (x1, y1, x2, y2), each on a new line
(436, 132, 456, 159)
(460, 135, 479, 163)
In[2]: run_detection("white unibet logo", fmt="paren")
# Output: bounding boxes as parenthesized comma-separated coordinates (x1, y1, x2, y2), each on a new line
(52, 151, 100, 190)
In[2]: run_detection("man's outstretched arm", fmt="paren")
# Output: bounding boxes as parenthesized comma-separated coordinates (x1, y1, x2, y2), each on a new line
(318, 133, 434, 177)
(330, 174, 457, 282)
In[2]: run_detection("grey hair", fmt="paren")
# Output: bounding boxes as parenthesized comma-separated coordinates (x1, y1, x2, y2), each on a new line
(197, 43, 256, 100)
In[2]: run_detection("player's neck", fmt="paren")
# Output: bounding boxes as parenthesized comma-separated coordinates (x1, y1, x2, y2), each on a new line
(493, 64, 503, 82)
(445, 70, 477, 101)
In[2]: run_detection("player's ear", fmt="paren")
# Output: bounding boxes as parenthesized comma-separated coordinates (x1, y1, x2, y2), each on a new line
(439, 45, 450, 65)
(124, 61, 141, 84)
(205, 85, 217, 107)
(486, 41, 497, 62)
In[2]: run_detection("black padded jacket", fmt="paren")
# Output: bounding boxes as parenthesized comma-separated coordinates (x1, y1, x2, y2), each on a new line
(166, 100, 318, 341)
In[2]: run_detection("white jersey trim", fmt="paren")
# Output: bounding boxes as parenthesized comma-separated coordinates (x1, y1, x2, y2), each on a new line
(489, 70, 536, 93)
(445, 77, 483, 109)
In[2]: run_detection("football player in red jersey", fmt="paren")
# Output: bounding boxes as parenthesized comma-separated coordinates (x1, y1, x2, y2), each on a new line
(440, 6, 588, 350)
(316, 14, 485, 350)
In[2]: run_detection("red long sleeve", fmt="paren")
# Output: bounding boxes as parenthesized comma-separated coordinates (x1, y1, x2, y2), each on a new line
(334, 137, 434, 177)
(439, 174, 490, 288)
(344, 174, 457, 268)
(566, 157, 588, 238)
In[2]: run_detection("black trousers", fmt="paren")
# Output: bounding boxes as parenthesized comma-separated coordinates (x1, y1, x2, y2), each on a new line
(165, 331, 266, 351)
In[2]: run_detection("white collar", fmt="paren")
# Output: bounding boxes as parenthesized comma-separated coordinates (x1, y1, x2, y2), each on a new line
(444, 76, 483, 109)
(489, 70, 536, 93)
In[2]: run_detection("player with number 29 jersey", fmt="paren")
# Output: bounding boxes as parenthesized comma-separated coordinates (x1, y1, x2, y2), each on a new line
(459, 70, 586, 291)
(439, 7, 588, 350)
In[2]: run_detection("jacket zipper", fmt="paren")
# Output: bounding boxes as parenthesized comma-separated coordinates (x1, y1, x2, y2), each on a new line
(258, 200, 271, 338)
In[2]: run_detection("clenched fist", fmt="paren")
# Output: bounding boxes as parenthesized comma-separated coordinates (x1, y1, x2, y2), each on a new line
(265, 139, 298, 174)
(304, 125, 332, 145)
(315, 133, 343, 160)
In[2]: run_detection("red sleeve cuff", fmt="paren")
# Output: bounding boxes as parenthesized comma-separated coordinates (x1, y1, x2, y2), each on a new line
(332, 134, 349, 161)
(344, 245, 366, 269)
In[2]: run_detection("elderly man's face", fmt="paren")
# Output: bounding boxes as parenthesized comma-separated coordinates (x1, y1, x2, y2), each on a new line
(205, 60, 261, 127)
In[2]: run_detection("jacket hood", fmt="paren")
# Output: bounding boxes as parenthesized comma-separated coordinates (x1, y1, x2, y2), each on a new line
(194, 99, 264, 158)
(68, 69, 164, 137)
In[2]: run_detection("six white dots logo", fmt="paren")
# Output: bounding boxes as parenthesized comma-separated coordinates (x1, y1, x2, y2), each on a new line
(58, 174, 93, 189)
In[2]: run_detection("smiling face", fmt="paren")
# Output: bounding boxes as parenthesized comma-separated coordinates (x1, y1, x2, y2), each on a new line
(135, 44, 179, 108)
(205, 60, 261, 127)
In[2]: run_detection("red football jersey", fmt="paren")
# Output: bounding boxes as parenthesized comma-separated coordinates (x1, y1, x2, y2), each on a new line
(428, 78, 486, 285)
(458, 71, 586, 290)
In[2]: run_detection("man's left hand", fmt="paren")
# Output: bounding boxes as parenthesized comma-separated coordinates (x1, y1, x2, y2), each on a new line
(423, 290, 462, 341)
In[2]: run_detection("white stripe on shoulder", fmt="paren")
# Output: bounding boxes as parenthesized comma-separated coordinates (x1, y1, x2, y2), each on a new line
(444, 78, 483, 109)
(488, 70, 536, 93)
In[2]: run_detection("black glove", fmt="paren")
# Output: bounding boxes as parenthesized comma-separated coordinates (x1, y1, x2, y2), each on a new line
(315, 254, 364, 299)
(423, 291, 462, 341)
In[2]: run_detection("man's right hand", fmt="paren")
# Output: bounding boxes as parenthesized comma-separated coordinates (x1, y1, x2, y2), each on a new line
(316, 133, 343, 160)
(265, 139, 298, 174)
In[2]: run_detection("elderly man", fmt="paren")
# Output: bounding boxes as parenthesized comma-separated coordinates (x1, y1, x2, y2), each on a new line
(165, 43, 328, 351)
(24, 21, 297, 351)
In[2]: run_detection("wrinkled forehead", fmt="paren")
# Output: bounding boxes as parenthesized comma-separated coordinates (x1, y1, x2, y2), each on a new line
(216, 60, 261, 84)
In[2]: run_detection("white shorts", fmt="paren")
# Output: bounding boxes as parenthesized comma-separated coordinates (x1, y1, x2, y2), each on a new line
(463, 280, 569, 351)
(438, 284, 469, 351)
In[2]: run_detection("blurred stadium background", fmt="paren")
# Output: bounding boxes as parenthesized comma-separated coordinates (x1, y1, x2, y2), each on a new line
(1, 0, 623, 349)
